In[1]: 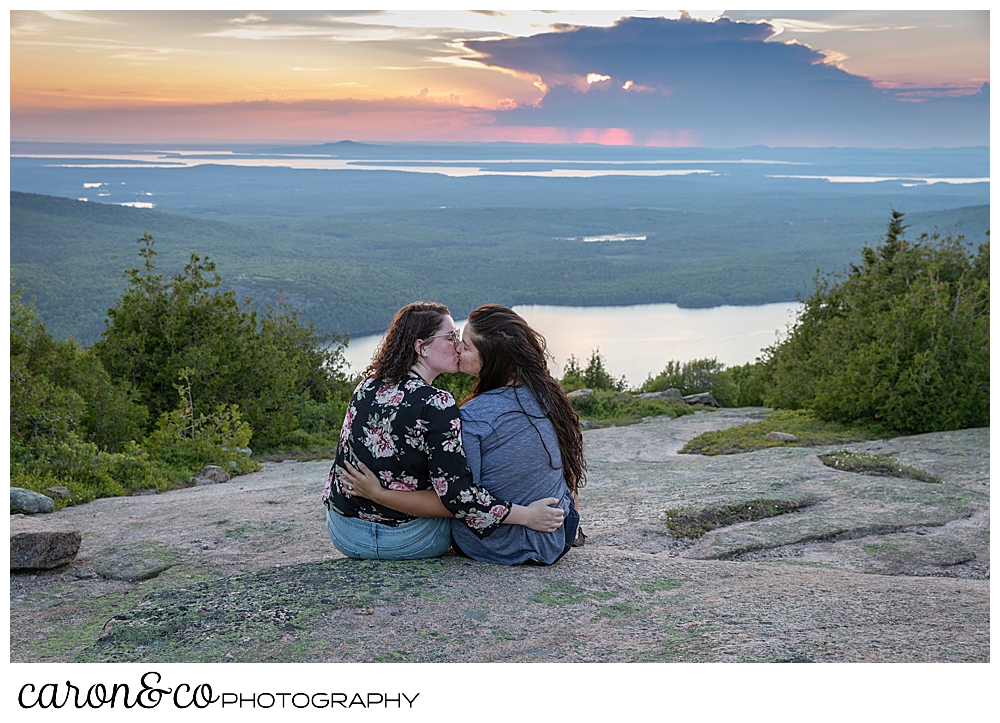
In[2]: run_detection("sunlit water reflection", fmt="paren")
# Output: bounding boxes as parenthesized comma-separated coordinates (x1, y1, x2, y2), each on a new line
(341, 301, 802, 386)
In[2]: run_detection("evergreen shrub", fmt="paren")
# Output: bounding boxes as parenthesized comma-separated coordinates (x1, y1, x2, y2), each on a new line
(760, 211, 989, 432)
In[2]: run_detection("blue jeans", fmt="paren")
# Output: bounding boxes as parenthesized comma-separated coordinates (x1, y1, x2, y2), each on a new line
(326, 510, 452, 560)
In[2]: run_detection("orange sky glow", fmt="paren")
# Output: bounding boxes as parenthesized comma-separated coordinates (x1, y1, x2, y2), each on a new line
(9, 9, 991, 145)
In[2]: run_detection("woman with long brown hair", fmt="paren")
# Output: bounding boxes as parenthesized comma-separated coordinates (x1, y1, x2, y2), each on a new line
(341, 303, 584, 565)
(324, 301, 565, 561)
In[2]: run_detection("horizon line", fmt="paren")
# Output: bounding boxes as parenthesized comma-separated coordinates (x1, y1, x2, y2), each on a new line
(10, 139, 991, 151)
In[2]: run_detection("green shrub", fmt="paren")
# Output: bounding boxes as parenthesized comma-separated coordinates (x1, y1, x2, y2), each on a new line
(571, 388, 693, 423)
(11, 439, 176, 508)
(714, 361, 767, 407)
(561, 350, 627, 392)
(143, 369, 260, 476)
(10, 353, 86, 449)
(11, 280, 149, 453)
(560, 355, 587, 392)
(11, 238, 360, 506)
(10, 279, 182, 508)
(93, 234, 354, 451)
(637, 356, 772, 407)
(434, 371, 477, 402)
(760, 211, 989, 432)
(641, 357, 723, 394)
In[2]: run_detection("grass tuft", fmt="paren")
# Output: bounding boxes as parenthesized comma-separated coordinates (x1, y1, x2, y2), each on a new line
(664, 499, 809, 539)
(680, 409, 895, 455)
(818, 449, 939, 484)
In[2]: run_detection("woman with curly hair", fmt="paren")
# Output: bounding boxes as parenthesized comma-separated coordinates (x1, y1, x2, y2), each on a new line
(324, 301, 565, 561)
(341, 303, 584, 565)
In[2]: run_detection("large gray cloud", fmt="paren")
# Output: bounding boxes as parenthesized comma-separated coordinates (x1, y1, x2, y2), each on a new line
(464, 16, 988, 147)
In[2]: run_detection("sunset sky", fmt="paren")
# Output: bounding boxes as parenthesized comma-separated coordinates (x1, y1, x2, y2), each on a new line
(9, 8, 991, 147)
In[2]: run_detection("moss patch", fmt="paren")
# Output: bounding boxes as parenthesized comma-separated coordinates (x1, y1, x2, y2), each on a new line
(818, 450, 939, 484)
(369, 651, 416, 662)
(530, 579, 588, 606)
(19, 593, 135, 661)
(530, 579, 614, 606)
(645, 625, 714, 662)
(863, 542, 903, 558)
(637, 579, 684, 593)
(73, 557, 455, 663)
(664, 499, 810, 539)
(680, 410, 895, 455)
(597, 603, 648, 619)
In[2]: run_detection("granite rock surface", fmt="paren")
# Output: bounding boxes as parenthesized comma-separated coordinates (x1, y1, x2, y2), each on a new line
(10, 409, 989, 663)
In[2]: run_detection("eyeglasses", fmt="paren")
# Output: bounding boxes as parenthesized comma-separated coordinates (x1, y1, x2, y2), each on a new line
(424, 329, 461, 343)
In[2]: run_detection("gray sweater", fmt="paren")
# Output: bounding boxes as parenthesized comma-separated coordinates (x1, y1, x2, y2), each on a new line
(451, 385, 573, 565)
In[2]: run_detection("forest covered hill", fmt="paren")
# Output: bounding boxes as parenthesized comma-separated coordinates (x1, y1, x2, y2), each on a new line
(12, 143, 989, 343)
(9, 191, 989, 344)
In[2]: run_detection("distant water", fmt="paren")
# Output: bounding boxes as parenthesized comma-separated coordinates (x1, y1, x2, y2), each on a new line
(14, 149, 989, 184)
(341, 301, 801, 386)
(768, 174, 990, 185)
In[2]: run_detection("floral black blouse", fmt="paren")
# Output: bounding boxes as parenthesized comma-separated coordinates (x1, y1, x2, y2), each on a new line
(323, 373, 512, 538)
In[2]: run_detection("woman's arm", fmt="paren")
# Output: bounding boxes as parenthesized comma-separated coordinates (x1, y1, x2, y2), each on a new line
(340, 461, 564, 532)
(503, 498, 564, 531)
(340, 462, 452, 517)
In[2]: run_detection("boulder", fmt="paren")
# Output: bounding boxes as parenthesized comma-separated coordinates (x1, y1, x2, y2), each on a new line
(682, 392, 719, 408)
(11, 530, 82, 569)
(567, 388, 594, 402)
(765, 431, 798, 442)
(198, 465, 231, 483)
(10, 515, 83, 570)
(633, 389, 684, 403)
(10, 487, 54, 514)
(579, 420, 596, 430)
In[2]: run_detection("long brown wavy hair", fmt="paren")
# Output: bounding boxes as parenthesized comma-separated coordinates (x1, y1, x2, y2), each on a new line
(465, 304, 586, 493)
(365, 301, 451, 383)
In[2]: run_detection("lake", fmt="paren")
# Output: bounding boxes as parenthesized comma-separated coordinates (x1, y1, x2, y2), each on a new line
(340, 301, 802, 386)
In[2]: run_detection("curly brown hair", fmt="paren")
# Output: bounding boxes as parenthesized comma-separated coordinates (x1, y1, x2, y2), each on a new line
(365, 302, 451, 384)
(465, 304, 586, 493)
